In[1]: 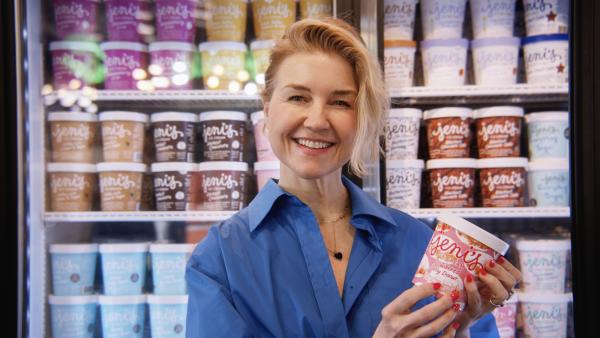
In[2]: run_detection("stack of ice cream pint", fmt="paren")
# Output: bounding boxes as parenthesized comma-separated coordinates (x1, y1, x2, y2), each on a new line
(48, 242, 194, 338)
(383, 0, 569, 90)
(48, 0, 333, 92)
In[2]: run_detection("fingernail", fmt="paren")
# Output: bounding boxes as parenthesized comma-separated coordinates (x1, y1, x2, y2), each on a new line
(433, 282, 442, 290)
(497, 256, 505, 264)
(488, 260, 496, 268)
(479, 268, 487, 276)
(452, 322, 461, 330)
(466, 274, 473, 283)
(451, 290, 460, 301)
(452, 303, 461, 312)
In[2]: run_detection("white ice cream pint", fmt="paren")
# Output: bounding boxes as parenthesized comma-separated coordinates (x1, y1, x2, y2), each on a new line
(383, 0, 418, 40)
(254, 161, 280, 190)
(472, 37, 520, 85)
(522, 34, 569, 84)
(385, 159, 424, 209)
(470, 0, 517, 39)
(525, 112, 569, 160)
(384, 108, 422, 160)
(420, 0, 467, 39)
(384, 40, 417, 91)
(527, 159, 570, 207)
(420, 38, 469, 87)
(522, 0, 569, 36)
(519, 292, 571, 338)
(516, 238, 571, 293)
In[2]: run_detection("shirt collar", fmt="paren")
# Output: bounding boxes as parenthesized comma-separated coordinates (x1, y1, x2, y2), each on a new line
(247, 177, 397, 233)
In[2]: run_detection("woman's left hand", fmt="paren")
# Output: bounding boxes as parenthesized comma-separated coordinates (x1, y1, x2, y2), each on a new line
(454, 256, 522, 337)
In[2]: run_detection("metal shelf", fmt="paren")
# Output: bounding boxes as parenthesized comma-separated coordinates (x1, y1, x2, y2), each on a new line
(44, 211, 236, 223)
(399, 207, 571, 219)
(390, 83, 569, 106)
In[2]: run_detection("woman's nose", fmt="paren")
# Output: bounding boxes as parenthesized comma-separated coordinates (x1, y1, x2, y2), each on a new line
(303, 103, 330, 130)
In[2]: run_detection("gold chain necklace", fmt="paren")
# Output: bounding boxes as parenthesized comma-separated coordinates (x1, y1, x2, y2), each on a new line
(318, 203, 349, 261)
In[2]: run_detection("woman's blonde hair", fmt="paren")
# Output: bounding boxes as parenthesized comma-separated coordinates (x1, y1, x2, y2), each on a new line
(261, 18, 389, 177)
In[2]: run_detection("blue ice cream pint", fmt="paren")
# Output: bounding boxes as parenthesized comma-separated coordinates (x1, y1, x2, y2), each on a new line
(99, 294, 146, 338)
(50, 243, 98, 296)
(100, 243, 148, 295)
(150, 243, 194, 295)
(148, 294, 189, 337)
(49, 294, 98, 338)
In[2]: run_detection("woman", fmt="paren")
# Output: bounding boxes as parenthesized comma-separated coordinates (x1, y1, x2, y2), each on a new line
(186, 18, 521, 338)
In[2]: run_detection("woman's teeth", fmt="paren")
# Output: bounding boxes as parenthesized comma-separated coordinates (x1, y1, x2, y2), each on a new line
(296, 138, 332, 149)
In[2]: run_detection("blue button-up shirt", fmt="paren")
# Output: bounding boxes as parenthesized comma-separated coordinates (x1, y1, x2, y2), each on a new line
(186, 177, 499, 337)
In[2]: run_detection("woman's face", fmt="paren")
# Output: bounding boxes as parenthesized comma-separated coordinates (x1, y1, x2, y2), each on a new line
(264, 51, 358, 180)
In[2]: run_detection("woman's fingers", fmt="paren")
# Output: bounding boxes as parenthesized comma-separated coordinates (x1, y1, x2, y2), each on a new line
(496, 256, 522, 285)
(410, 307, 459, 338)
(478, 267, 509, 309)
(403, 293, 456, 328)
(463, 274, 483, 319)
(483, 260, 518, 293)
(382, 283, 441, 316)
(438, 322, 460, 338)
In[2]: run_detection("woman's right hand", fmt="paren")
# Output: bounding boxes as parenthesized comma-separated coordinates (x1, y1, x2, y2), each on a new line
(372, 283, 461, 338)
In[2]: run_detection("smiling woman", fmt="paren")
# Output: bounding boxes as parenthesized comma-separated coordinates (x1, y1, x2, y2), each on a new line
(186, 17, 519, 338)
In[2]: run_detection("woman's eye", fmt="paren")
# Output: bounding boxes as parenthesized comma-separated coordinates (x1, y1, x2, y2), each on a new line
(288, 95, 305, 102)
(333, 100, 351, 107)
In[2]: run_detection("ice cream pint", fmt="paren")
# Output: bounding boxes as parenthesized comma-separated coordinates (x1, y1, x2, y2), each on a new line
(48, 163, 97, 212)
(385, 159, 424, 209)
(251, 0, 297, 40)
(384, 108, 422, 160)
(50, 41, 102, 89)
(472, 37, 520, 85)
(413, 214, 510, 310)
(205, 0, 248, 41)
(523, 34, 569, 84)
(200, 111, 248, 161)
(300, 0, 332, 19)
(522, 0, 569, 36)
(149, 42, 196, 90)
(99, 243, 148, 295)
(147, 295, 189, 336)
(474, 106, 523, 158)
(426, 159, 477, 208)
(477, 157, 528, 207)
(150, 244, 194, 294)
(101, 42, 149, 90)
(384, 40, 417, 90)
(50, 244, 98, 296)
(424, 107, 473, 159)
(151, 162, 196, 211)
(525, 112, 569, 160)
(420, 0, 467, 39)
(251, 110, 277, 161)
(470, 0, 517, 39)
(255, 161, 280, 190)
(420, 38, 469, 87)
(105, 0, 152, 42)
(383, 0, 417, 40)
(48, 112, 98, 163)
(516, 238, 570, 293)
(53, 0, 101, 41)
(527, 159, 570, 206)
(191, 161, 248, 211)
(97, 162, 146, 211)
(155, 0, 198, 42)
(151, 112, 198, 162)
(250, 40, 275, 87)
(99, 295, 146, 338)
(99, 111, 148, 163)
(49, 295, 98, 338)
(492, 292, 518, 338)
(519, 292, 571, 338)
(199, 42, 247, 90)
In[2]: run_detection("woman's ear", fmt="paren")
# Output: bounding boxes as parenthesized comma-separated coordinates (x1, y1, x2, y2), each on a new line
(262, 103, 269, 135)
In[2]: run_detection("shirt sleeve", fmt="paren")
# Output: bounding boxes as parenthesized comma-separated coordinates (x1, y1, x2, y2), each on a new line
(469, 313, 500, 338)
(185, 226, 255, 338)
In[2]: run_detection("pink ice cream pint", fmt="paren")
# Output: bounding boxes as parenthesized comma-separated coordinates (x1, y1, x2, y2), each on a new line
(105, 0, 151, 42)
(101, 42, 148, 90)
(413, 215, 509, 310)
(53, 0, 100, 40)
(492, 293, 518, 338)
(155, 0, 198, 42)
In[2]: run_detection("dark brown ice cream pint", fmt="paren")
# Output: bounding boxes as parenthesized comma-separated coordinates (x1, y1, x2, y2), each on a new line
(151, 162, 197, 211)
(426, 158, 477, 208)
(47, 163, 97, 212)
(424, 107, 473, 159)
(474, 106, 524, 158)
(151, 112, 198, 163)
(190, 161, 249, 211)
(478, 157, 528, 207)
(199, 111, 247, 162)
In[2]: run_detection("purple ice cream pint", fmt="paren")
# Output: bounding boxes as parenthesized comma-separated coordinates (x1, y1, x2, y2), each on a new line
(155, 0, 199, 42)
(53, 0, 101, 41)
(149, 42, 196, 90)
(101, 42, 148, 90)
(105, 0, 152, 42)
(50, 41, 102, 89)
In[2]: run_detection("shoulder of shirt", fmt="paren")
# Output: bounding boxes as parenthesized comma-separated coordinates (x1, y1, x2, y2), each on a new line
(380, 205, 434, 238)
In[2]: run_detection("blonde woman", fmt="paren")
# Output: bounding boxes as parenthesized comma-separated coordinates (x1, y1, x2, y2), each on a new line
(186, 18, 520, 338)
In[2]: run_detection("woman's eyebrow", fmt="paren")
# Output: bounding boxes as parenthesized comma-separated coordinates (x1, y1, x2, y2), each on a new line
(282, 84, 357, 96)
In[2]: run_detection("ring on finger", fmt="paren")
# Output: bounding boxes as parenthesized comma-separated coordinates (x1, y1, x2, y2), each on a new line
(489, 297, 504, 308)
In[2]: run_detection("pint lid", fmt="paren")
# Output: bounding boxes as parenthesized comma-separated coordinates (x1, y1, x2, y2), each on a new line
(149, 41, 196, 52)
(199, 111, 247, 122)
(47, 163, 97, 173)
(49, 295, 98, 305)
(386, 159, 425, 169)
(97, 162, 147, 173)
(48, 112, 98, 122)
(49, 41, 102, 54)
(197, 161, 249, 172)
(423, 107, 473, 120)
(147, 295, 189, 304)
(50, 243, 98, 253)
(101, 42, 148, 52)
(522, 34, 569, 45)
(524, 112, 569, 123)
(251, 111, 265, 125)
(516, 238, 571, 251)
(250, 40, 276, 51)
(477, 158, 528, 169)
(426, 158, 478, 169)
(254, 161, 280, 171)
(150, 243, 195, 253)
(436, 214, 510, 255)
(384, 40, 417, 49)
(389, 108, 422, 119)
(151, 162, 197, 173)
(471, 37, 521, 49)
(99, 111, 149, 123)
(518, 292, 572, 304)
(474, 106, 524, 119)
(199, 41, 247, 52)
(99, 295, 146, 305)
(150, 112, 198, 123)
(527, 159, 569, 171)
(420, 38, 469, 49)
(99, 242, 148, 253)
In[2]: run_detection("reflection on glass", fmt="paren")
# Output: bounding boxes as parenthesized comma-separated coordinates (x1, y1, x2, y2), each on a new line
(77, 96, 92, 108)
(68, 79, 82, 90)
(244, 82, 258, 95)
(237, 70, 250, 82)
(42, 84, 54, 96)
(173, 61, 188, 73)
(149, 64, 164, 76)
(132, 68, 148, 80)
(137, 80, 155, 91)
(60, 95, 77, 108)
(152, 76, 170, 88)
(172, 74, 190, 86)
(86, 104, 98, 114)
(207, 76, 220, 89)
(256, 73, 266, 85)
(212, 64, 225, 76)
(228, 81, 241, 92)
